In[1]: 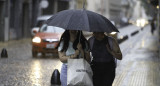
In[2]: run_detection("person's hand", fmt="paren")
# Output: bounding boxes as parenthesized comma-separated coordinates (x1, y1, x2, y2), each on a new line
(75, 49, 80, 55)
(106, 43, 122, 60)
(72, 49, 80, 58)
(77, 43, 82, 50)
(106, 44, 114, 55)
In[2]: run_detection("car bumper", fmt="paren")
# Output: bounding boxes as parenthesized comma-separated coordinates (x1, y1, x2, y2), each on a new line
(32, 45, 58, 53)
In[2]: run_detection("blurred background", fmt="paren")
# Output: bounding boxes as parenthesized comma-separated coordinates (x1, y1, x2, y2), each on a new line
(0, 0, 159, 86)
(0, 0, 159, 41)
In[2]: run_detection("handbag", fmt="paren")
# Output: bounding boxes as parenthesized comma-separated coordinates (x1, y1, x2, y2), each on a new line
(67, 58, 93, 86)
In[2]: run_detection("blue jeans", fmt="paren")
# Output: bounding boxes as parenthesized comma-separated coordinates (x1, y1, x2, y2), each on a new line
(60, 64, 67, 86)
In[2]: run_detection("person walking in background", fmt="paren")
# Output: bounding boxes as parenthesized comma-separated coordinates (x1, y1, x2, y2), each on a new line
(150, 18, 156, 35)
(88, 32, 122, 86)
(56, 30, 90, 86)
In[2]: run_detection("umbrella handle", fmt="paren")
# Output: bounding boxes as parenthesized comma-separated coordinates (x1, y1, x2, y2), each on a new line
(83, 0, 86, 10)
(79, 31, 81, 43)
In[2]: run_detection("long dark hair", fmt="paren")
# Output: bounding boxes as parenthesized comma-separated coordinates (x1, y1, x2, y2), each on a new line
(56, 30, 89, 52)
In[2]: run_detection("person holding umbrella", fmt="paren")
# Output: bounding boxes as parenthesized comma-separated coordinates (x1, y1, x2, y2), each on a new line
(56, 30, 90, 86)
(88, 32, 122, 86)
(45, 8, 121, 86)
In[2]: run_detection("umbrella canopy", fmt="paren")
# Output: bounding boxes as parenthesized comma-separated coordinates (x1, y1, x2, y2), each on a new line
(45, 9, 119, 33)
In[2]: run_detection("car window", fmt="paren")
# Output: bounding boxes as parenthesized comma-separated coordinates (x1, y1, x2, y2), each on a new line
(54, 27, 65, 33)
(39, 24, 65, 33)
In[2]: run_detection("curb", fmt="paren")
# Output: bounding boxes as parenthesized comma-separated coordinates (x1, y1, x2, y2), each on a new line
(117, 35, 128, 44)
(131, 30, 139, 36)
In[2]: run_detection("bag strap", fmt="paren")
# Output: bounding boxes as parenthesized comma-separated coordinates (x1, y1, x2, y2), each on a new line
(88, 37, 95, 51)
(108, 36, 117, 67)
(108, 36, 113, 50)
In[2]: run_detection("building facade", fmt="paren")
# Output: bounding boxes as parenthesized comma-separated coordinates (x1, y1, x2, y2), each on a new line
(86, 0, 122, 27)
(0, 0, 69, 42)
(0, 0, 40, 41)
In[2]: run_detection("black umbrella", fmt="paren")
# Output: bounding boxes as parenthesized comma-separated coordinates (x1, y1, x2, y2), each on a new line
(45, 9, 119, 33)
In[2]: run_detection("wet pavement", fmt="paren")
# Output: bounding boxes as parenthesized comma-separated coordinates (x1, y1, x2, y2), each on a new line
(0, 24, 159, 86)
(113, 25, 159, 86)
(0, 58, 61, 86)
(0, 39, 62, 86)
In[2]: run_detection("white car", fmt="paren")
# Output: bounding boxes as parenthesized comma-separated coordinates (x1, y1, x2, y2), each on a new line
(31, 15, 52, 36)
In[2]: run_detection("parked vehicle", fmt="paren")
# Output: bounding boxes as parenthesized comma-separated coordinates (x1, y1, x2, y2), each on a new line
(31, 15, 52, 36)
(32, 24, 65, 57)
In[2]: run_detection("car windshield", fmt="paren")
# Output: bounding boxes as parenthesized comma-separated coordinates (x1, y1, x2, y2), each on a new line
(35, 20, 44, 27)
(39, 24, 65, 33)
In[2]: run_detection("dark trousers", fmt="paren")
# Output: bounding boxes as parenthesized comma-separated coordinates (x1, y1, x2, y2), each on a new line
(91, 62, 115, 86)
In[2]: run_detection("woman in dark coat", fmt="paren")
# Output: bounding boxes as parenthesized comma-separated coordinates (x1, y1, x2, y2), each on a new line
(88, 32, 122, 86)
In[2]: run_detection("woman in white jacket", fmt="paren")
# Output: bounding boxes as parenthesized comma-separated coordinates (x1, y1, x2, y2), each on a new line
(56, 30, 90, 86)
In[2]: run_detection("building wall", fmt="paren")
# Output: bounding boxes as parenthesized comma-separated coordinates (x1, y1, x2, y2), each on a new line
(41, 0, 69, 15)
(0, 1, 6, 41)
(31, 0, 40, 27)
(87, 0, 122, 26)
(69, 0, 87, 9)
(87, 0, 102, 13)
(109, 0, 122, 24)
(0, 0, 10, 41)
(0, 0, 40, 41)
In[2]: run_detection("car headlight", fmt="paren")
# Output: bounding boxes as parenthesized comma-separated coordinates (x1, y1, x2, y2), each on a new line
(32, 37, 41, 43)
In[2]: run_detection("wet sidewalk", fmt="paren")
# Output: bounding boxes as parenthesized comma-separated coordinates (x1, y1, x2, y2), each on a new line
(113, 28, 159, 86)
(0, 38, 31, 48)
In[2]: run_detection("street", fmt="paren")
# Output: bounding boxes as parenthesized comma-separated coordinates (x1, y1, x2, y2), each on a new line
(0, 0, 159, 86)
(113, 25, 159, 86)
(0, 39, 62, 85)
(0, 24, 158, 86)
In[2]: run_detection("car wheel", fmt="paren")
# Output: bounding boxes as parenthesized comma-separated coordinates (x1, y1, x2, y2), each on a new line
(32, 51, 38, 57)
(42, 53, 45, 57)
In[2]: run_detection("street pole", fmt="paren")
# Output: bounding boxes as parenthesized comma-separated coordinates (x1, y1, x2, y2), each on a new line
(158, 0, 160, 57)
(53, 0, 58, 14)
(4, 0, 10, 41)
